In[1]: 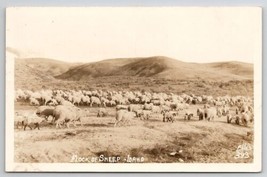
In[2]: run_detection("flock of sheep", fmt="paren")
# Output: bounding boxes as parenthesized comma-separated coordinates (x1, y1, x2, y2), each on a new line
(14, 89, 254, 130)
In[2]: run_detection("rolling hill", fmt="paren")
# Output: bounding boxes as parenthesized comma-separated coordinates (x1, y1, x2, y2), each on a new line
(11, 57, 78, 88)
(56, 56, 253, 81)
(17, 58, 79, 77)
(7, 47, 79, 80)
(204, 61, 253, 79)
(11, 54, 253, 96)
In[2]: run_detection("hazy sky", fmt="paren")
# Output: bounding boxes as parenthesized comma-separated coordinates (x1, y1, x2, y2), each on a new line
(6, 7, 261, 63)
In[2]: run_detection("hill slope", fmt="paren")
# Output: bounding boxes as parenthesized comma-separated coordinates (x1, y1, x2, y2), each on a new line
(12, 55, 253, 96)
(11, 56, 78, 88)
(205, 61, 253, 79)
(56, 56, 253, 81)
(18, 58, 79, 77)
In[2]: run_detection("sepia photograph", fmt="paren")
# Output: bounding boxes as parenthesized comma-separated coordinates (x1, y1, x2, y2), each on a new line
(5, 7, 262, 172)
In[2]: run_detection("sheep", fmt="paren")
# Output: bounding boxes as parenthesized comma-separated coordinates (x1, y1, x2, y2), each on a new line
(135, 109, 143, 118)
(97, 108, 108, 117)
(151, 99, 161, 106)
(214, 101, 224, 107)
(227, 115, 240, 125)
(144, 103, 153, 110)
(21, 112, 46, 130)
(128, 104, 144, 118)
(47, 99, 58, 106)
(161, 105, 171, 113)
(170, 103, 178, 110)
(15, 89, 27, 101)
(221, 106, 230, 116)
(227, 114, 242, 125)
(36, 106, 55, 121)
(90, 96, 101, 107)
(197, 108, 204, 120)
(60, 100, 75, 106)
(81, 95, 90, 105)
(162, 111, 175, 123)
(196, 96, 202, 103)
(185, 97, 193, 104)
(128, 104, 143, 112)
(107, 100, 116, 107)
(114, 110, 135, 127)
(53, 105, 83, 128)
(239, 104, 249, 113)
(240, 112, 253, 126)
(40, 90, 53, 105)
(248, 105, 254, 113)
(151, 105, 161, 114)
(116, 104, 129, 111)
(46, 115, 54, 123)
(140, 110, 152, 120)
(226, 111, 253, 126)
(72, 95, 82, 106)
(184, 111, 194, 120)
(29, 97, 39, 106)
(100, 99, 107, 107)
(14, 112, 26, 129)
(216, 107, 223, 117)
(191, 99, 197, 105)
(204, 107, 217, 121)
(226, 114, 233, 123)
(175, 103, 185, 111)
(169, 111, 179, 117)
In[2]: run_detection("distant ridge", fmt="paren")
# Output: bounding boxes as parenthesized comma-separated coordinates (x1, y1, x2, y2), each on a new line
(55, 56, 253, 81)
(10, 53, 253, 96)
(17, 58, 79, 77)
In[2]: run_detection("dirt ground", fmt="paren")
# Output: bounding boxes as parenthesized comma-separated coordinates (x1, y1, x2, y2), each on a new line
(14, 105, 253, 163)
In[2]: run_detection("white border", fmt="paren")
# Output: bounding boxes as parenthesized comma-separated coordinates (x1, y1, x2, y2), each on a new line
(5, 7, 262, 172)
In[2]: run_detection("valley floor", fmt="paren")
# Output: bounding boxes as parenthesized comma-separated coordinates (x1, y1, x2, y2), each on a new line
(14, 105, 253, 163)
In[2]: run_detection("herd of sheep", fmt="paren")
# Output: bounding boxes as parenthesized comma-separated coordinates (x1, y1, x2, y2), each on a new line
(14, 89, 254, 130)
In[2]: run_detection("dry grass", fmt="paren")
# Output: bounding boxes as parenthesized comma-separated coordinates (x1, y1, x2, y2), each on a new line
(15, 78, 253, 97)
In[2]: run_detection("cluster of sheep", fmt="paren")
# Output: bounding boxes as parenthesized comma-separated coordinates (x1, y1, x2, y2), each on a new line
(15, 111, 45, 130)
(195, 101, 254, 126)
(15, 104, 91, 130)
(113, 104, 181, 126)
(15, 89, 251, 109)
(15, 89, 254, 129)
(226, 104, 254, 126)
(121, 96, 252, 126)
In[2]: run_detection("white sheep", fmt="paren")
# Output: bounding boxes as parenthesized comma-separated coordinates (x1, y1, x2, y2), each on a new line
(53, 105, 83, 128)
(29, 97, 39, 106)
(151, 105, 161, 114)
(140, 110, 152, 120)
(162, 111, 175, 123)
(204, 107, 217, 121)
(21, 112, 45, 130)
(97, 108, 108, 117)
(184, 111, 194, 120)
(90, 96, 101, 107)
(116, 104, 129, 110)
(114, 110, 135, 127)
(15, 112, 25, 129)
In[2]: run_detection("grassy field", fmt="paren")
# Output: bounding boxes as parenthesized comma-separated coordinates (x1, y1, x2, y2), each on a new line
(16, 77, 253, 97)
(14, 104, 253, 163)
